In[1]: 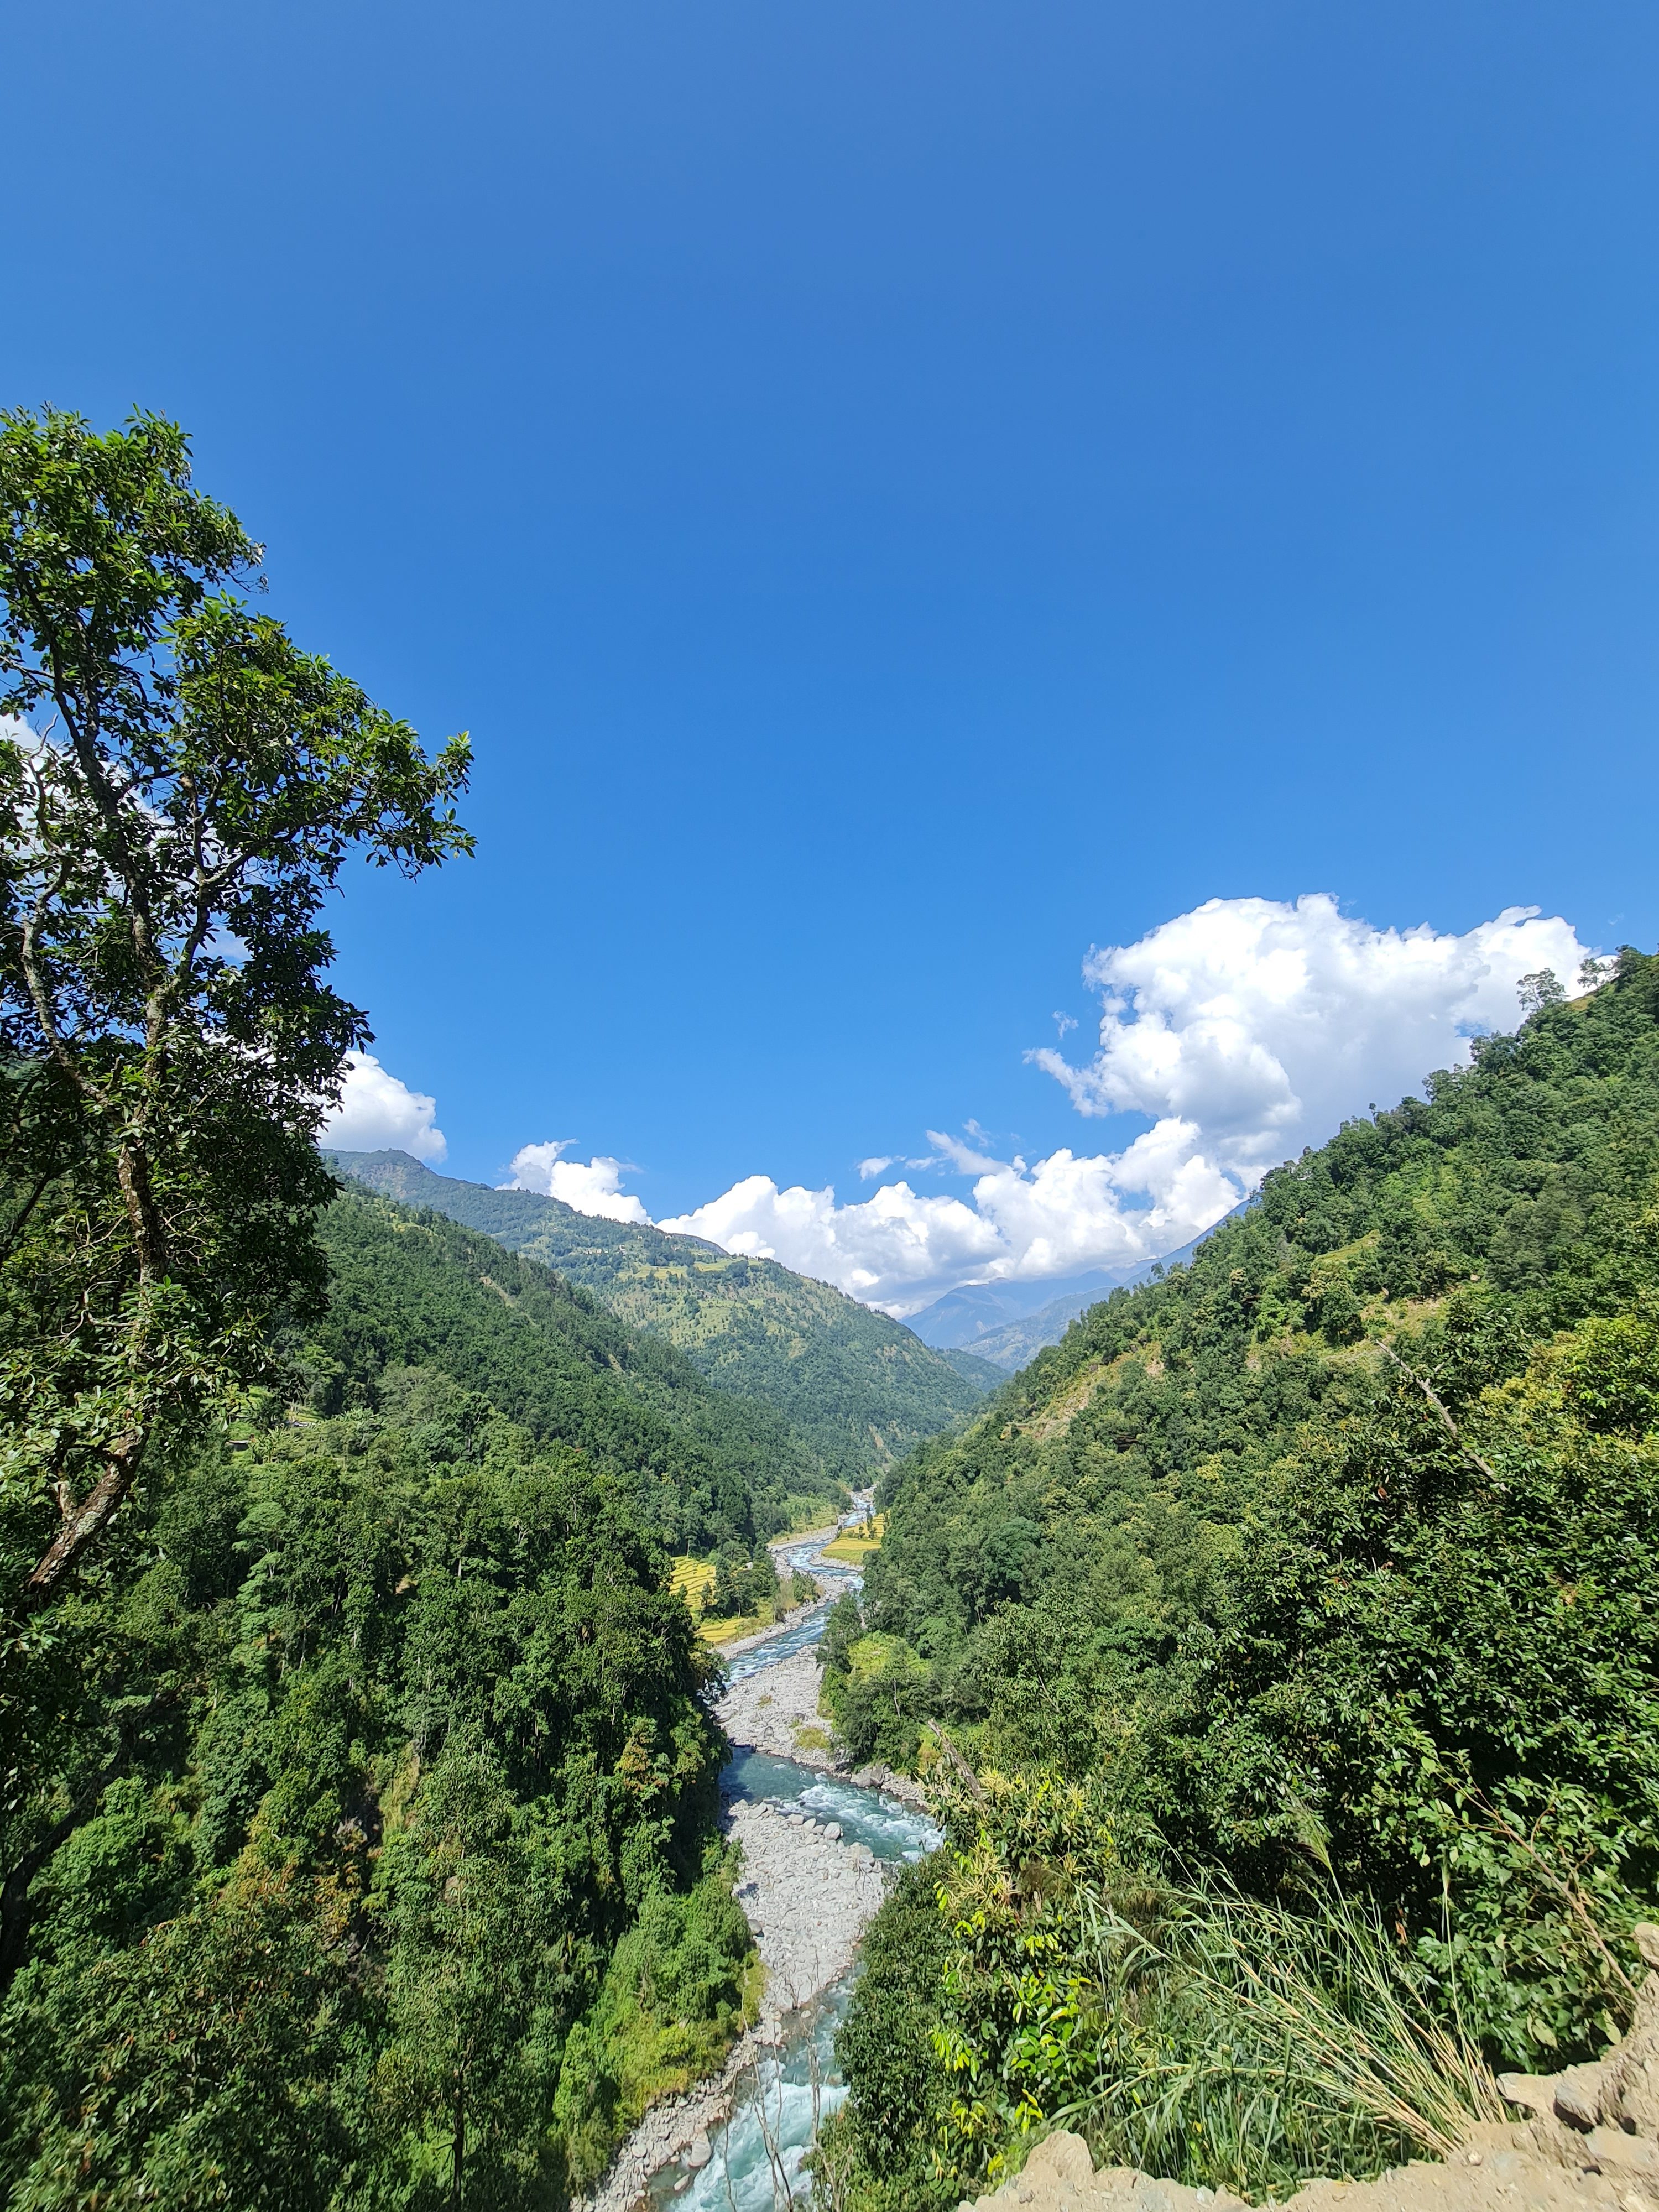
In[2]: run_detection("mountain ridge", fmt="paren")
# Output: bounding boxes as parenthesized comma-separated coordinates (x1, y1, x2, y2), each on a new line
(326, 1149, 989, 1483)
(905, 1230, 1220, 1369)
(308, 1183, 841, 1547)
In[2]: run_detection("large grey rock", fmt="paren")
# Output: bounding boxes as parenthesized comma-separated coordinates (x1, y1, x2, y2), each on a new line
(1550, 2063, 1607, 2129)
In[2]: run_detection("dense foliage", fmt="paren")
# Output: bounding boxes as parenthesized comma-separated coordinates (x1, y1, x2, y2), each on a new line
(829, 954, 1659, 2203)
(328, 1149, 988, 1484)
(0, 1360, 750, 2206)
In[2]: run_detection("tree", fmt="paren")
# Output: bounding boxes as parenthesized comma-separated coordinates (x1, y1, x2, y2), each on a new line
(0, 408, 471, 1606)
(379, 1747, 560, 2208)
(1516, 967, 1566, 1014)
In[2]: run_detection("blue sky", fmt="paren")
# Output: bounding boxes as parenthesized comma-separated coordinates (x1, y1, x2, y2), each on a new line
(11, 2, 1657, 1307)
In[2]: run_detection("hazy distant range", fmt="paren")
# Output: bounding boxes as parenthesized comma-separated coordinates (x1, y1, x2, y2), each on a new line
(904, 1235, 1209, 1371)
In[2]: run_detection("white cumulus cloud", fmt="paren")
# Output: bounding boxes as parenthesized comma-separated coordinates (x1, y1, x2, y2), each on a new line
(321, 1052, 447, 1162)
(656, 1131, 1239, 1316)
(659, 1173, 1006, 1308)
(503, 1141, 650, 1225)
(656, 894, 1595, 1315)
(1030, 894, 1591, 1181)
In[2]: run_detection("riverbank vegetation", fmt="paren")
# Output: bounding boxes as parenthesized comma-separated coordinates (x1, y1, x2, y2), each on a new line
(824, 953, 1659, 2206)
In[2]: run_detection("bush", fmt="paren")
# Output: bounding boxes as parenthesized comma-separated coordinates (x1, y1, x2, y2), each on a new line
(702, 1540, 779, 1620)
(820, 1856, 956, 2212)
(835, 1773, 1509, 2209)
(552, 1864, 757, 2192)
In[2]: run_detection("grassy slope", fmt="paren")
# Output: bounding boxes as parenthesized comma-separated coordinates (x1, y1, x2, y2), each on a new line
(327, 1150, 988, 1483)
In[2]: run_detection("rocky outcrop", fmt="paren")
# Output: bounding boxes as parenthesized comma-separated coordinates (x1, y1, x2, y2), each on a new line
(964, 2122, 1658, 2212)
(848, 1759, 931, 1812)
(1496, 1924, 1659, 2141)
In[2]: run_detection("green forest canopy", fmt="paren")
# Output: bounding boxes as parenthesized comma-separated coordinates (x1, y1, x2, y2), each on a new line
(305, 1186, 846, 1552)
(1, 1186, 772, 2205)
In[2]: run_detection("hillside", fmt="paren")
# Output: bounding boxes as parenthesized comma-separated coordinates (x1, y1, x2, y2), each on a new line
(2, 1191, 795, 2206)
(863, 958, 1659, 1684)
(304, 1185, 841, 1550)
(825, 952, 1659, 2211)
(904, 1267, 1135, 1351)
(940, 1344, 1007, 1389)
(327, 1149, 987, 1482)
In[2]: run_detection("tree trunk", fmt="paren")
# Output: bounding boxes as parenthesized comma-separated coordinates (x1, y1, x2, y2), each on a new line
(21, 1436, 144, 1605)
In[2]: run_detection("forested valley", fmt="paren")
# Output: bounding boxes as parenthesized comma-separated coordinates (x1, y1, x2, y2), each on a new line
(2, 1212, 770, 2203)
(6, 404, 1658, 2212)
(325, 1149, 994, 1486)
(821, 953, 1659, 2210)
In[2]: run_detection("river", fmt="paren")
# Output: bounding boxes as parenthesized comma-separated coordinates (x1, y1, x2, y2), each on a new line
(641, 1519, 941, 2211)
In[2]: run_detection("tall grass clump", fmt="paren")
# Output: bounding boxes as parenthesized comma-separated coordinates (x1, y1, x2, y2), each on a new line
(1060, 1875, 1509, 2200)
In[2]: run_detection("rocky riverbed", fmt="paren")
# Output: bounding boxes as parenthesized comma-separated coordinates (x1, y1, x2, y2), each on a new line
(578, 1796, 890, 2212)
(727, 1798, 888, 2014)
(719, 1647, 836, 1764)
(718, 1646, 932, 1811)
(577, 1521, 931, 2212)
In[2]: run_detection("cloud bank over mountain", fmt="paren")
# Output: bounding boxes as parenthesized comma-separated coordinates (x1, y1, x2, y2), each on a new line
(655, 897, 1591, 1312)
(321, 1052, 448, 1163)
(500, 1141, 651, 1224)
(1029, 895, 1588, 1182)
(337, 896, 1595, 1314)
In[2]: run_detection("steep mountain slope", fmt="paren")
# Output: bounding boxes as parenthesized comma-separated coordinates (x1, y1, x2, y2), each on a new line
(828, 954, 1659, 2211)
(904, 1269, 1135, 1350)
(940, 1345, 1007, 1389)
(868, 957, 1659, 1693)
(304, 1185, 838, 1549)
(327, 1150, 987, 1481)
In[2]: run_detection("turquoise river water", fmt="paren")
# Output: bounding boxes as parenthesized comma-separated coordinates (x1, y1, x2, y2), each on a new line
(646, 1529, 940, 2210)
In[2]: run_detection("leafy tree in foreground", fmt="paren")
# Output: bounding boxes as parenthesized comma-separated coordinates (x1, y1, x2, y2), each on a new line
(0, 407, 471, 1606)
